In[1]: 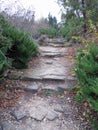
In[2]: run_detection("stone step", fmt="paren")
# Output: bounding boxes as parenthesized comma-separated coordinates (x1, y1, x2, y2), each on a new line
(7, 69, 76, 82)
(47, 43, 66, 47)
(47, 38, 66, 44)
(7, 73, 77, 92)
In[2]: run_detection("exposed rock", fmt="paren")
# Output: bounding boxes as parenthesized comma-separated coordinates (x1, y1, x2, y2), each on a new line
(32, 32, 41, 39)
(0, 38, 92, 130)
(41, 52, 64, 57)
(38, 35, 48, 45)
(29, 106, 47, 121)
(40, 46, 67, 55)
(57, 87, 68, 93)
(54, 104, 64, 113)
(7, 45, 74, 88)
(2, 122, 15, 130)
(47, 38, 66, 44)
(0, 125, 2, 130)
(21, 64, 67, 81)
(8, 70, 23, 80)
(16, 125, 32, 130)
(46, 111, 58, 121)
(45, 61, 53, 64)
(43, 75, 65, 81)
(2, 122, 32, 130)
(23, 85, 39, 93)
(11, 109, 27, 120)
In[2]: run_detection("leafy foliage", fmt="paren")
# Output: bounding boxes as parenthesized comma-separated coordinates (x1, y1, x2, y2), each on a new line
(48, 13, 58, 29)
(39, 28, 57, 38)
(38, 13, 58, 38)
(59, 18, 83, 41)
(0, 16, 12, 77)
(4, 27, 38, 68)
(58, 0, 98, 128)
(58, 0, 98, 40)
(0, 49, 11, 77)
(0, 14, 38, 78)
(75, 44, 98, 111)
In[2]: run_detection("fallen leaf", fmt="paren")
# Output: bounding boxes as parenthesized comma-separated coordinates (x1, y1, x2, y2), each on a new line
(64, 91, 67, 95)
(84, 102, 88, 107)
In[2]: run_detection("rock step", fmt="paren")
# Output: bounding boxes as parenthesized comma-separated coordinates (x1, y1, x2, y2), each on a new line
(39, 46, 68, 56)
(41, 53, 65, 58)
(47, 40, 65, 44)
(7, 68, 77, 92)
(47, 43, 66, 47)
(6, 78, 77, 93)
(7, 70, 76, 82)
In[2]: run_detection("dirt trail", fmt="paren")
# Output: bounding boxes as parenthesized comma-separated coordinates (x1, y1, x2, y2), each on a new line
(0, 40, 93, 130)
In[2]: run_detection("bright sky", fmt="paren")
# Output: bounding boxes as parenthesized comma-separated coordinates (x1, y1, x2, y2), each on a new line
(0, 0, 61, 22)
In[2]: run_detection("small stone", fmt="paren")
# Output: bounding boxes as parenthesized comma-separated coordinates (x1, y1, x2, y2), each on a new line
(8, 71, 22, 80)
(38, 35, 47, 43)
(45, 61, 53, 64)
(83, 112, 86, 116)
(33, 32, 41, 39)
(2, 122, 15, 130)
(83, 102, 88, 107)
(11, 110, 27, 120)
(16, 125, 32, 130)
(57, 87, 68, 93)
(66, 97, 71, 102)
(46, 111, 58, 121)
(23, 85, 39, 93)
(0, 125, 2, 130)
(64, 91, 67, 95)
(30, 107, 47, 121)
(54, 104, 64, 113)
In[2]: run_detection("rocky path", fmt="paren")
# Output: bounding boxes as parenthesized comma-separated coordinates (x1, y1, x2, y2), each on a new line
(0, 40, 93, 130)
(8, 41, 76, 91)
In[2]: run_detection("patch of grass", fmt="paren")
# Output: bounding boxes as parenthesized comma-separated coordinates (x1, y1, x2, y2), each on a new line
(43, 90, 53, 96)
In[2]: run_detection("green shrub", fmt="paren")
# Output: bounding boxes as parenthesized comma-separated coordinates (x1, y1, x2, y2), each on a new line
(75, 44, 98, 129)
(48, 28, 57, 38)
(39, 28, 57, 38)
(59, 18, 84, 41)
(4, 27, 38, 68)
(0, 50, 11, 77)
(0, 17, 12, 77)
(0, 33, 12, 54)
(0, 14, 38, 72)
(75, 44, 98, 110)
(39, 28, 48, 35)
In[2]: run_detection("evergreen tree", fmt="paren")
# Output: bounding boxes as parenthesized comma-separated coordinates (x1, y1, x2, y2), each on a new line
(58, 0, 98, 38)
(48, 13, 58, 29)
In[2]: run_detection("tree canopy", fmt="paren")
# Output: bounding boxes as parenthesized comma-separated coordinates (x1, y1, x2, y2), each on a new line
(58, 0, 98, 40)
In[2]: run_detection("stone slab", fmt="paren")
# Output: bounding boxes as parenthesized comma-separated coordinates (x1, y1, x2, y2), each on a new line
(29, 106, 47, 121)
(0, 126, 2, 130)
(46, 111, 58, 121)
(40, 46, 67, 56)
(11, 109, 27, 120)
(7, 44, 76, 90)
(2, 122, 15, 130)
(54, 104, 64, 113)
(23, 85, 39, 92)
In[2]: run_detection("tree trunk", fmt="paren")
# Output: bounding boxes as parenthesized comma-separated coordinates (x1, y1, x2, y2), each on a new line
(82, 0, 87, 33)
